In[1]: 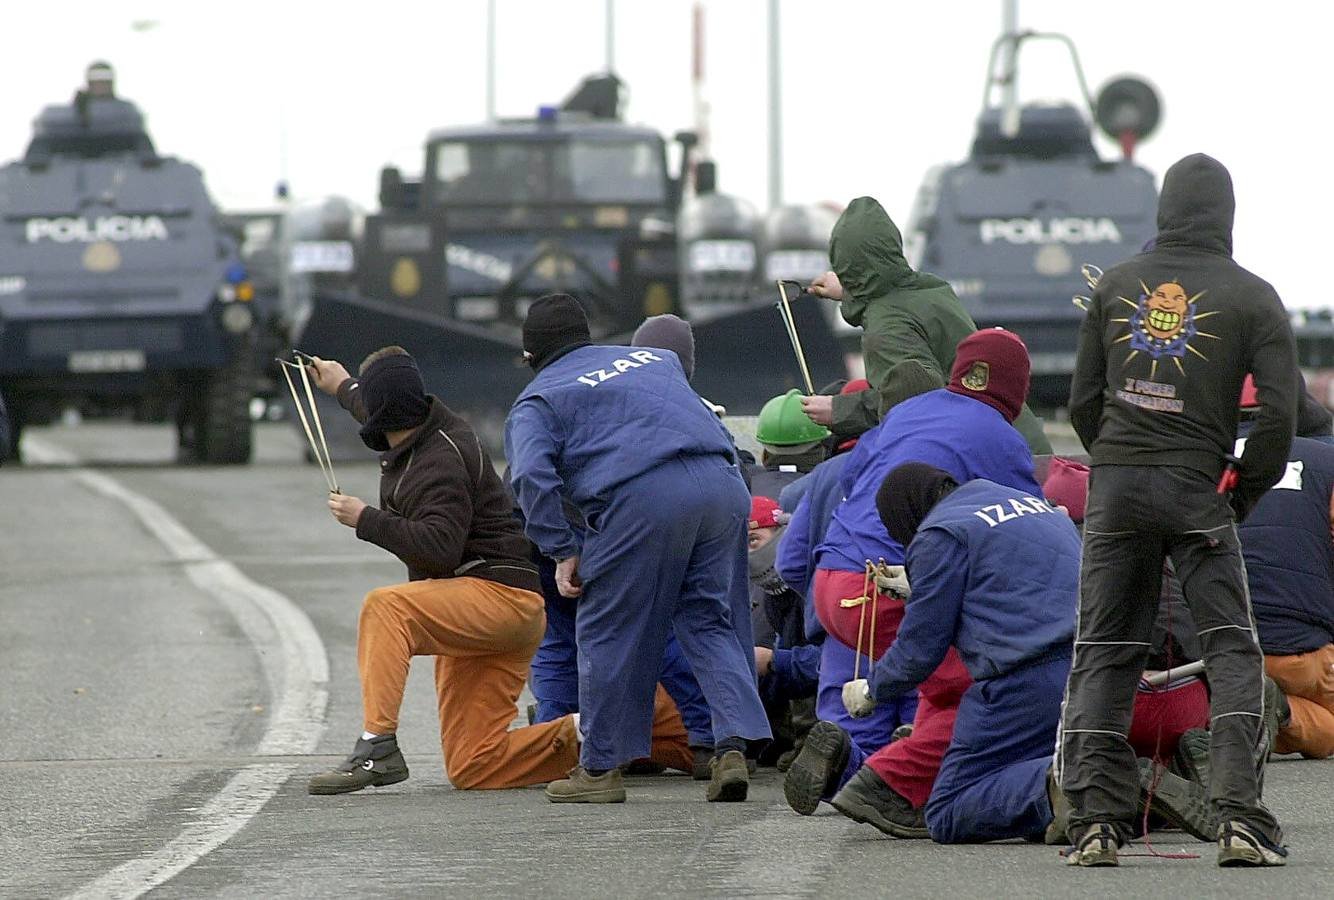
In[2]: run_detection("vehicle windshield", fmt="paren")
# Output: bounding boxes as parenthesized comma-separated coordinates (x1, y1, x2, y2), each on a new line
(430, 137, 666, 205)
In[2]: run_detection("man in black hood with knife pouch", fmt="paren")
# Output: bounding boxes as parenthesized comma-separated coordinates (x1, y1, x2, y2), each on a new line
(1057, 154, 1297, 868)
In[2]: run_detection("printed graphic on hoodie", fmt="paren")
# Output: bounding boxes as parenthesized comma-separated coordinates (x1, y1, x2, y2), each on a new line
(1110, 279, 1221, 412)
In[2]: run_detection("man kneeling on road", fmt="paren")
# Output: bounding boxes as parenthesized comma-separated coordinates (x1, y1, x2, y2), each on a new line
(841, 462, 1080, 843)
(305, 346, 582, 794)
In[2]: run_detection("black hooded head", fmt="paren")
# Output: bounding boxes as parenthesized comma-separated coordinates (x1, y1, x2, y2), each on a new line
(357, 348, 430, 451)
(523, 293, 592, 370)
(875, 462, 958, 549)
(1154, 153, 1234, 257)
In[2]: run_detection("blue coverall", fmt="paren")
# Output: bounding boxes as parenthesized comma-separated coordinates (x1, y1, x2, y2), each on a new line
(508, 345, 771, 769)
(530, 556, 714, 748)
(871, 479, 1080, 843)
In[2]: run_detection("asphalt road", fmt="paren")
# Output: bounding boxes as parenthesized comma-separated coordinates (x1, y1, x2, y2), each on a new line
(1, 420, 1328, 899)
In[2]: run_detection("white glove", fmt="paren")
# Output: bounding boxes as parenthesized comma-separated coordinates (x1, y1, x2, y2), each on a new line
(874, 565, 911, 600)
(842, 678, 876, 718)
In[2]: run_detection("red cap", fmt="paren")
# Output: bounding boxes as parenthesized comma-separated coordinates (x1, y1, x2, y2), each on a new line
(1043, 456, 1090, 522)
(1239, 374, 1259, 409)
(840, 378, 871, 395)
(946, 328, 1031, 423)
(749, 496, 784, 530)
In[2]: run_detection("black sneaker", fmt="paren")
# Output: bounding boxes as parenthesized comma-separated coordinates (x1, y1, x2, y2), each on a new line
(1217, 819, 1288, 867)
(1137, 758, 1215, 841)
(1172, 727, 1211, 794)
(830, 766, 929, 838)
(783, 720, 850, 816)
(1065, 823, 1120, 867)
(308, 735, 409, 795)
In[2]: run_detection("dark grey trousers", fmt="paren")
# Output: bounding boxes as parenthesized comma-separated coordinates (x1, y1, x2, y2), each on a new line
(1057, 464, 1280, 843)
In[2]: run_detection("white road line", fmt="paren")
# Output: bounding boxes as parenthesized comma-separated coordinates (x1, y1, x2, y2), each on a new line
(24, 438, 329, 900)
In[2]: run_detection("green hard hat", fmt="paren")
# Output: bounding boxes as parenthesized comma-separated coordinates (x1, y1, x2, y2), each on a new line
(755, 389, 831, 447)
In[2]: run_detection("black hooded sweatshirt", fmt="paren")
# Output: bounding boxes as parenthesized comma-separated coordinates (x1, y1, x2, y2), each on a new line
(1069, 154, 1297, 516)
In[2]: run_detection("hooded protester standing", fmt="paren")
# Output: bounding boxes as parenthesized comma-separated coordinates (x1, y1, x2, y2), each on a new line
(788, 333, 1042, 828)
(802, 196, 1051, 456)
(303, 347, 581, 794)
(507, 294, 771, 804)
(838, 463, 1080, 843)
(1060, 154, 1297, 868)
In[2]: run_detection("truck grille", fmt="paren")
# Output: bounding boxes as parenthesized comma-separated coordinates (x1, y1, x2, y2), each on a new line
(27, 322, 185, 356)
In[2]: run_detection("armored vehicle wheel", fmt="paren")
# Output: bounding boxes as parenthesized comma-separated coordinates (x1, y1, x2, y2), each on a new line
(196, 354, 254, 465)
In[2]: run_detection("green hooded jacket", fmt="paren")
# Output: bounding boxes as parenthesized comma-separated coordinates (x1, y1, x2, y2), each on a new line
(827, 196, 1051, 455)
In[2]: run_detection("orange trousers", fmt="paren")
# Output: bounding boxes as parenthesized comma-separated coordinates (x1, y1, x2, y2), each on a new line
(1265, 643, 1334, 759)
(357, 576, 692, 789)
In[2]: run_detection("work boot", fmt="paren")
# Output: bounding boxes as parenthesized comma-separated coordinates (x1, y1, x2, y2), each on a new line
(1043, 766, 1073, 845)
(1172, 727, 1211, 794)
(706, 750, 750, 802)
(1217, 820, 1288, 867)
(691, 746, 714, 781)
(830, 766, 929, 838)
(1065, 823, 1120, 867)
(545, 766, 626, 803)
(307, 734, 409, 795)
(1262, 676, 1291, 755)
(783, 720, 850, 816)
(1137, 758, 1215, 841)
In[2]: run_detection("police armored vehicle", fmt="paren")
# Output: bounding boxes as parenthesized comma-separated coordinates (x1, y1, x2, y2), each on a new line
(0, 64, 261, 462)
(293, 74, 841, 447)
(903, 32, 1162, 407)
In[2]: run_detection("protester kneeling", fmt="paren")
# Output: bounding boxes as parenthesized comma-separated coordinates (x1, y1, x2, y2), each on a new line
(303, 347, 580, 794)
(841, 463, 1080, 842)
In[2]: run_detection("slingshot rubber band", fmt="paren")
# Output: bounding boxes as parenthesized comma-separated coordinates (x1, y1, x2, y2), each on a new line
(279, 358, 339, 494)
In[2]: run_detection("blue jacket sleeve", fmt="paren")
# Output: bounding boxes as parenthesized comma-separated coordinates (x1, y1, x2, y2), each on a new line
(871, 529, 968, 701)
(776, 493, 814, 596)
(506, 398, 579, 560)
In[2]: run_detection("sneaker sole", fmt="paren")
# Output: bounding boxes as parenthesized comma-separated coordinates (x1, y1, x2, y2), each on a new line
(707, 776, 749, 802)
(829, 793, 929, 839)
(1067, 849, 1119, 867)
(545, 788, 627, 804)
(783, 723, 847, 816)
(1140, 763, 1215, 842)
(307, 769, 409, 796)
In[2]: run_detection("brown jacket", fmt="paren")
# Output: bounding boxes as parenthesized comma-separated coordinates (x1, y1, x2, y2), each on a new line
(338, 380, 539, 592)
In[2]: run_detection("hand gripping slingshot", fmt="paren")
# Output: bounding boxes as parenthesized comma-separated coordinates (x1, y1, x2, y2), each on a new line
(276, 349, 339, 494)
(775, 280, 816, 395)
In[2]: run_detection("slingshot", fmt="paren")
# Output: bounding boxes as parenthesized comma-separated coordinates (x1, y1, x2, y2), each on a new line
(775, 280, 816, 395)
(276, 349, 339, 494)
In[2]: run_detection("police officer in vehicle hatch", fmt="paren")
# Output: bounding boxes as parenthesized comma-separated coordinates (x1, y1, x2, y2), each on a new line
(506, 293, 771, 805)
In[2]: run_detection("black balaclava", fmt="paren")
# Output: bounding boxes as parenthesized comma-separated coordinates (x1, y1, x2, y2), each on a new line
(358, 353, 430, 451)
(523, 293, 592, 370)
(875, 462, 959, 549)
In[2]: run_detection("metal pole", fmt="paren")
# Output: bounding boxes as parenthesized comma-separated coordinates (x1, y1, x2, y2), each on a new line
(1001, 0, 1018, 110)
(767, 0, 782, 210)
(605, 0, 616, 72)
(486, 0, 497, 119)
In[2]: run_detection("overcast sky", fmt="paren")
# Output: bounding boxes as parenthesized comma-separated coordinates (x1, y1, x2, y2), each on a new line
(4, 1, 1329, 305)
